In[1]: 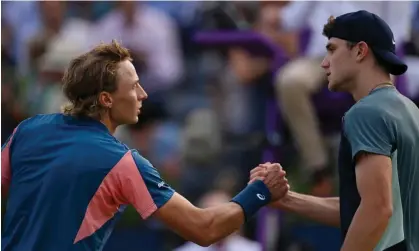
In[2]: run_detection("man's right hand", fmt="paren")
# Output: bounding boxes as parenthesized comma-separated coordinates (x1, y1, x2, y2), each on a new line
(249, 162, 290, 201)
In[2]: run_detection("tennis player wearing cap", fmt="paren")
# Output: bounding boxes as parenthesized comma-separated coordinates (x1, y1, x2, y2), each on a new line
(251, 10, 419, 251)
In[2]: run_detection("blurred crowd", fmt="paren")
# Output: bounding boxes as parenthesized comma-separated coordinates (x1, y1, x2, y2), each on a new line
(1, 1, 418, 251)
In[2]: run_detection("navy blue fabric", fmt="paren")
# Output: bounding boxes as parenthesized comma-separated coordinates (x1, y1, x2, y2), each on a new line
(1, 114, 174, 251)
(231, 180, 271, 222)
(132, 150, 174, 208)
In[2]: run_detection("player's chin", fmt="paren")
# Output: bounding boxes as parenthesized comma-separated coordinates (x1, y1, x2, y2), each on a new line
(132, 115, 139, 124)
(125, 115, 139, 125)
(327, 81, 340, 92)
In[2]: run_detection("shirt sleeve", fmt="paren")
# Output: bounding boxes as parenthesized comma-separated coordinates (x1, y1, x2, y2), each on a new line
(344, 105, 395, 161)
(130, 150, 175, 208)
(116, 150, 175, 219)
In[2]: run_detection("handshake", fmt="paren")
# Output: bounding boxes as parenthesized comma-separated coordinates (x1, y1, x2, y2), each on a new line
(248, 162, 290, 202)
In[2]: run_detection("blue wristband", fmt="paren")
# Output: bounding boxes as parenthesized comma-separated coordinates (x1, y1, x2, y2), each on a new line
(231, 180, 271, 222)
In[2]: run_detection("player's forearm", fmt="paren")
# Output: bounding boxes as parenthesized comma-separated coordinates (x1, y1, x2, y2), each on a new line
(195, 180, 274, 246)
(198, 203, 245, 246)
(198, 180, 273, 246)
(341, 201, 392, 251)
(271, 191, 340, 227)
(156, 181, 274, 247)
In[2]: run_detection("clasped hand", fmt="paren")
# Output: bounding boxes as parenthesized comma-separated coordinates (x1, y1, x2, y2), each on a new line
(249, 162, 290, 201)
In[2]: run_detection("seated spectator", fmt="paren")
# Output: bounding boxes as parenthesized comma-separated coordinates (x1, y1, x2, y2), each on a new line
(405, 2, 419, 100)
(33, 26, 89, 115)
(25, 1, 67, 74)
(2, 1, 41, 75)
(1, 19, 26, 143)
(255, 2, 299, 59)
(19, 7, 92, 115)
(200, 2, 291, 190)
(178, 108, 222, 203)
(207, 2, 275, 135)
(407, 1, 419, 56)
(92, 2, 184, 98)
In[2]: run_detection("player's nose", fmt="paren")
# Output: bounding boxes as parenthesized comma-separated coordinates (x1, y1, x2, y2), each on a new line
(321, 56, 330, 69)
(137, 85, 148, 101)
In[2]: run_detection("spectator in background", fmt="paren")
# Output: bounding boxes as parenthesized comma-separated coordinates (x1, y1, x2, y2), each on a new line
(144, 1, 202, 32)
(92, 2, 184, 98)
(405, 2, 419, 100)
(255, 2, 299, 59)
(66, 2, 114, 22)
(410, 1, 419, 54)
(210, 2, 273, 136)
(25, 1, 67, 75)
(2, 1, 41, 75)
(1, 19, 26, 144)
(31, 28, 89, 115)
(2, 1, 104, 76)
(19, 3, 92, 115)
(273, 2, 412, 193)
(174, 190, 262, 251)
(202, 2, 294, 192)
(178, 108, 222, 203)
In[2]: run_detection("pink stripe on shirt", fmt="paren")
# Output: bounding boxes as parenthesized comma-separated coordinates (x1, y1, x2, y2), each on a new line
(74, 150, 157, 244)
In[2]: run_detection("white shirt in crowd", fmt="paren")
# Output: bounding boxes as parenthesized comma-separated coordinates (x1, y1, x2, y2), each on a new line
(92, 4, 184, 93)
(173, 234, 262, 251)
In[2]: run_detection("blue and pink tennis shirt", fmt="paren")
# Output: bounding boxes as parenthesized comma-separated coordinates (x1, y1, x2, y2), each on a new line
(1, 113, 175, 251)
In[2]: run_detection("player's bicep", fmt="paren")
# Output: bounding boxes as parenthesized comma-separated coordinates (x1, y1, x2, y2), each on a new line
(344, 106, 395, 161)
(355, 152, 393, 210)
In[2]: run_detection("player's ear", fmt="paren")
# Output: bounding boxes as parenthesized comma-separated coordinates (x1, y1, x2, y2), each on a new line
(356, 41, 369, 62)
(98, 91, 113, 109)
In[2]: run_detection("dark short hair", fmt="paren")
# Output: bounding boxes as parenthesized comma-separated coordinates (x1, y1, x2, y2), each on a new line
(322, 15, 391, 74)
(322, 15, 336, 38)
(62, 40, 132, 119)
(323, 16, 359, 50)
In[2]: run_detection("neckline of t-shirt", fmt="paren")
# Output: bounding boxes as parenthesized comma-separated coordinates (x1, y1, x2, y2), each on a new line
(369, 83, 395, 95)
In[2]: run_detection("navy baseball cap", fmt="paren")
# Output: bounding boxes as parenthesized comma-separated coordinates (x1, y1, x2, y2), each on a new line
(326, 10, 408, 75)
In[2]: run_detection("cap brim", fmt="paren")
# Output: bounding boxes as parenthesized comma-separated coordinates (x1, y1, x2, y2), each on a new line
(372, 48, 408, 75)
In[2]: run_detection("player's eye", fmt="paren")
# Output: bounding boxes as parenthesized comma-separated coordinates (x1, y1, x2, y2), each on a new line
(327, 48, 335, 54)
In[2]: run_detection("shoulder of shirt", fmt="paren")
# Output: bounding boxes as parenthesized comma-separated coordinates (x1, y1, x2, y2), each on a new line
(342, 103, 384, 130)
(129, 149, 153, 167)
(345, 100, 382, 117)
(18, 113, 134, 154)
(15, 113, 57, 129)
(345, 94, 390, 119)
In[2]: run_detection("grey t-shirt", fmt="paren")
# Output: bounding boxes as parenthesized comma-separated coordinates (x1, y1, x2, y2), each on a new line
(339, 85, 419, 251)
